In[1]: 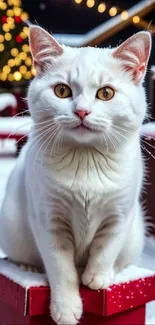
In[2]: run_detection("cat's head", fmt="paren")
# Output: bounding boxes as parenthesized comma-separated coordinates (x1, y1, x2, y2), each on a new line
(28, 26, 151, 149)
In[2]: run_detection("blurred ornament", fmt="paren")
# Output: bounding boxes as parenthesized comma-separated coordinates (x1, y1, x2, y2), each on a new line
(15, 16, 22, 23)
(16, 35, 23, 43)
(1, 16, 7, 23)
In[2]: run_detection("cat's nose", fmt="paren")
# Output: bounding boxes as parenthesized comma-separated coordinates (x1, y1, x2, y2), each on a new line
(74, 109, 90, 120)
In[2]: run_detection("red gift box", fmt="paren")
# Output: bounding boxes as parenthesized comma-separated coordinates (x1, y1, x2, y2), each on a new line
(0, 259, 155, 325)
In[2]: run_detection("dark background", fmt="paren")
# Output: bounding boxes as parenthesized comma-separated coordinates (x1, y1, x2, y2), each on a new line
(22, 0, 155, 65)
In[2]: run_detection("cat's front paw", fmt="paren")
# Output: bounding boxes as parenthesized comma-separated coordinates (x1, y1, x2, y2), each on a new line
(82, 267, 115, 290)
(51, 294, 83, 325)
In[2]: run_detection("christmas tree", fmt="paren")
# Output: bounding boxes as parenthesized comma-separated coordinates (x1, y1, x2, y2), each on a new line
(0, 0, 35, 83)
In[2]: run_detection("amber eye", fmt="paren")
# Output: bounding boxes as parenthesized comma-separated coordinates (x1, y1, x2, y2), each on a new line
(54, 84, 72, 98)
(96, 86, 115, 101)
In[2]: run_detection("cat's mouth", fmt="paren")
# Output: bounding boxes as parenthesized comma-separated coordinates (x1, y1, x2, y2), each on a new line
(72, 122, 100, 133)
(73, 124, 91, 131)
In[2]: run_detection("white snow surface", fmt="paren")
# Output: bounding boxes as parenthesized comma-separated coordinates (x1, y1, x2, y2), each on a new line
(0, 93, 17, 111)
(0, 117, 32, 135)
(0, 140, 155, 324)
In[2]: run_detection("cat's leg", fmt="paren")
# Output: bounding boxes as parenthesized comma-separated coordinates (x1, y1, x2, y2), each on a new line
(116, 203, 145, 271)
(31, 215, 82, 325)
(82, 216, 128, 290)
(0, 167, 42, 267)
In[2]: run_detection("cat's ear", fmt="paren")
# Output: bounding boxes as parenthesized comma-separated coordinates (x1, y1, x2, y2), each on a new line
(29, 25, 63, 72)
(112, 31, 151, 83)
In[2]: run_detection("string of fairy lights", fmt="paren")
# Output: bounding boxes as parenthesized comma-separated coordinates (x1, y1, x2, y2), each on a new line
(0, 0, 36, 82)
(73, 0, 141, 24)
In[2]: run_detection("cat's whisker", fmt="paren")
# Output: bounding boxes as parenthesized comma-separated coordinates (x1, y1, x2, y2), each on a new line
(40, 131, 57, 175)
(105, 131, 117, 151)
(141, 144, 155, 160)
(6, 118, 55, 140)
(10, 109, 30, 118)
(113, 125, 132, 135)
(50, 127, 61, 157)
(112, 129, 128, 141)
(14, 121, 55, 145)
(32, 126, 59, 173)
(142, 139, 155, 151)
(27, 124, 58, 164)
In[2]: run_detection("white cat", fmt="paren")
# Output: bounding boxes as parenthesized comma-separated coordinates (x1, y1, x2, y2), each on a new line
(0, 26, 152, 324)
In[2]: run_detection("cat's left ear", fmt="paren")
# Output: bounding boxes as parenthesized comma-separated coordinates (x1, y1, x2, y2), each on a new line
(29, 25, 63, 72)
(112, 31, 152, 84)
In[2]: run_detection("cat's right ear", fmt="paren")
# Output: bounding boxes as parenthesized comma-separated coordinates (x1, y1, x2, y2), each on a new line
(29, 25, 63, 72)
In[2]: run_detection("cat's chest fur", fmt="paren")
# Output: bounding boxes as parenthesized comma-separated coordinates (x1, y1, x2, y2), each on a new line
(44, 147, 121, 204)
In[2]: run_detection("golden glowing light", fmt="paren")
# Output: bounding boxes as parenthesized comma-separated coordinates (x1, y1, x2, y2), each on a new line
(9, 23, 15, 30)
(7, 9, 14, 16)
(5, 32, 12, 41)
(74, 0, 82, 3)
(25, 57, 32, 66)
(0, 44, 5, 52)
(132, 16, 140, 24)
(24, 71, 32, 80)
(2, 23, 10, 32)
(0, 73, 7, 81)
(7, 0, 14, 5)
(11, 48, 19, 56)
(109, 7, 117, 17)
(97, 3, 106, 13)
(13, 6, 22, 16)
(31, 67, 36, 76)
(19, 65, 27, 74)
(8, 59, 15, 67)
(14, 71, 22, 81)
(0, 2, 7, 9)
(23, 26, 29, 36)
(8, 73, 14, 81)
(3, 65, 11, 74)
(86, 0, 95, 8)
(20, 31, 27, 39)
(13, 0, 21, 6)
(7, 17, 14, 25)
(22, 44, 30, 52)
(14, 57, 21, 66)
(19, 52, 27, 60)
(0, 35, 4, 43)
(21, 12, 29, 21)
(121, 10, 128, 20)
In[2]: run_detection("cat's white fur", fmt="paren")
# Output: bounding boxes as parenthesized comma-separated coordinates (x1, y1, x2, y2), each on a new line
(0, 27, 151, 324)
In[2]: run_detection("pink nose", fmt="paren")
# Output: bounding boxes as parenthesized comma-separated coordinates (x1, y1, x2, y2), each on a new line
(75, 110, 90, 120)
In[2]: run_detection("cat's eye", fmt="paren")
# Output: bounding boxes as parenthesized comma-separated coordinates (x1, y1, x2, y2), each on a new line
(96, 86, 115, 101)
(54, 84, 72, 98)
